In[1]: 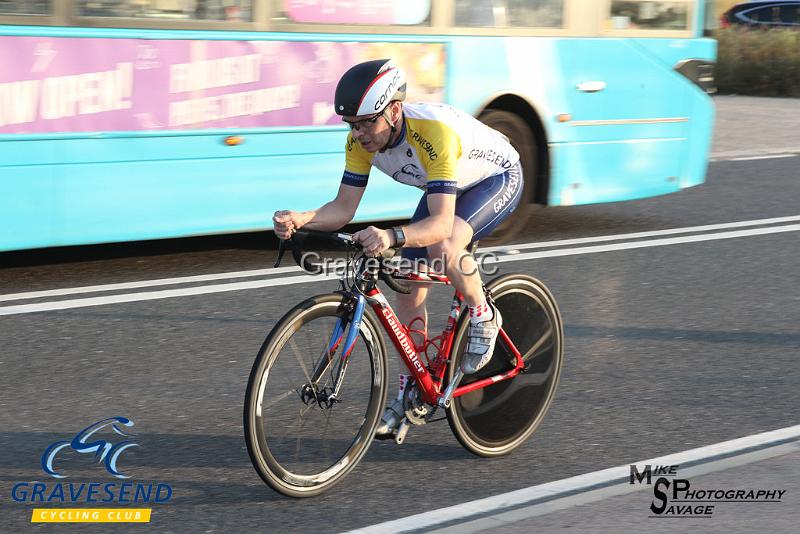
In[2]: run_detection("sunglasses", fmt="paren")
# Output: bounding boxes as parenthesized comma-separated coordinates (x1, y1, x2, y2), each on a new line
(342, 112, 383, 131)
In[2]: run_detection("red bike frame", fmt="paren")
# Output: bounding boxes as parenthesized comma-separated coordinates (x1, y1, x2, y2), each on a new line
(362, 269, 524, 406)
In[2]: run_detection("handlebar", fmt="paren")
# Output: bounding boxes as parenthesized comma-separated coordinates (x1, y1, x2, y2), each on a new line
(274, 229, 354, 274)
(273, 229, 411, 294)
(378, 269, 411, 294)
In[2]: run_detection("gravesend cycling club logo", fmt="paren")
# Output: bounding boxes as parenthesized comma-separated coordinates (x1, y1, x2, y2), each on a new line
(630, 463, 786, 518)
(10, 416, 173, 524)
(41, 416, 138, 479)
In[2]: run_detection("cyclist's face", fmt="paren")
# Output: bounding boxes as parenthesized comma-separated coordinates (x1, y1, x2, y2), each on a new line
(343, 102, 400, 152)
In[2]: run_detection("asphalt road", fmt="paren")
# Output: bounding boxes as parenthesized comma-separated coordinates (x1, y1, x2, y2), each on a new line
(0, 155, 798, 532)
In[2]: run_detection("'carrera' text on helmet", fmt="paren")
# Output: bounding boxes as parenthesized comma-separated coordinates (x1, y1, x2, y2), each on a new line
(374, 69, 403, 112)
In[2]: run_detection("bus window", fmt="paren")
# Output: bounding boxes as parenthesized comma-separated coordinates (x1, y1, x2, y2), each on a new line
(608, 1, 690, 30)
(0, 0, 50, 15)
(744, 6, 765, 23)
(276, 0, 431, 26)
(783, 6, 800, 24)
(74, 0, 253, 21)
(454, 0, 564, 28)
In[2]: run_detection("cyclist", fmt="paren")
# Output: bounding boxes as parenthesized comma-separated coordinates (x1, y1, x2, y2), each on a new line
(273, 59, 524, 437)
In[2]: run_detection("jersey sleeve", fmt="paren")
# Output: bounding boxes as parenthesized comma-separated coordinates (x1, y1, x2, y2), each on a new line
(341, 134, 373, 188)
(418, 121, 462, 195)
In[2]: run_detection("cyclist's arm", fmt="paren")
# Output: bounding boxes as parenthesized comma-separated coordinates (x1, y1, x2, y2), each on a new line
(399, 193, 456, 248)
(400, 120, 460, 247)
(298, 133, 371, 230)
(298, 183, 366, 231)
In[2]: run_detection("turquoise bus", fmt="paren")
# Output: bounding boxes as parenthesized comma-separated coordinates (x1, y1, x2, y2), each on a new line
(0, 0, 717, 251)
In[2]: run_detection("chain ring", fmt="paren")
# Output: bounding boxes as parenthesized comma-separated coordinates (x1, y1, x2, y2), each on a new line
(403, 384, 429, 425)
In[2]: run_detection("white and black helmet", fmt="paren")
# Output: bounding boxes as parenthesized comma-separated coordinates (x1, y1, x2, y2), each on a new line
(334, 59, 407, 117)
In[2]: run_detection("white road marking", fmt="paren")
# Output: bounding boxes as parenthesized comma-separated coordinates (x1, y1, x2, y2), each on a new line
(345, 425, 800, 533)
(1, 223, 798, 316)
(480, 214, 800, 253)
(728, 154, 797, 162)
(0, 266, 302, 303)
(3, 216, 799, 304)
(710, 152, 798, 162)
(482, 223, 800, 266)
(0, 273, 333, 316)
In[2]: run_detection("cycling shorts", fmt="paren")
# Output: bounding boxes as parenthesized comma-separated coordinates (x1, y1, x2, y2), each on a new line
(400, 161, 524, 261)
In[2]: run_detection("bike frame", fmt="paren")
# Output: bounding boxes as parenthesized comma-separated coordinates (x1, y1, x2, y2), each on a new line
(323, 267, 525, 407)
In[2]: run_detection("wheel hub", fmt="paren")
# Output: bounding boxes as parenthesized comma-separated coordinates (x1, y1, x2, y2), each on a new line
(298, 384, 338, 409)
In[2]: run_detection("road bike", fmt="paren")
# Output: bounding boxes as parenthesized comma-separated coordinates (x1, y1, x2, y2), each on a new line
(244, 230, 563, 497)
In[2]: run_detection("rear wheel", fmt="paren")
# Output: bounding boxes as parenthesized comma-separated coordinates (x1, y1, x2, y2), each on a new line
(244, 294, 388, 497)
(478, 109, 539, 245)
(446, 274, 563, 456)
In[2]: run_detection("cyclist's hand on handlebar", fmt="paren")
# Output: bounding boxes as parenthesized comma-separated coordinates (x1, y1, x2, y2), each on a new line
(272, 210, 304, 240)
(353, 226, 393, 257)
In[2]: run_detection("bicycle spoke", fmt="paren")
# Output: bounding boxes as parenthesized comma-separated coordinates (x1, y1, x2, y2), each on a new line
(294, 406, 308, 466)
(288, 336, 313, 385)
(312, 322, 343, 384)
(260, 387, 297, 411)
(299, 400, 316, 418)
(322, 406, 334, 464)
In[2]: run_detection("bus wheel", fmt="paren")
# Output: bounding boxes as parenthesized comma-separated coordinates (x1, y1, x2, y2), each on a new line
(478, 109, 538, 246)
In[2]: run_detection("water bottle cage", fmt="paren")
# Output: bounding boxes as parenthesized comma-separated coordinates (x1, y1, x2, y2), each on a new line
(406, 316, 447, 374)
(406, 316, 428, 355)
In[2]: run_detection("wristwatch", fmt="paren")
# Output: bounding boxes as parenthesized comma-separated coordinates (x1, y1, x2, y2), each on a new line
(391, 226, 406, 248)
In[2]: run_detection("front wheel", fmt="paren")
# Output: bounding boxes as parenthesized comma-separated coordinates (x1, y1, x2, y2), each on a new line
(244, 293, 388, 497)
(446, 274, 564, 457)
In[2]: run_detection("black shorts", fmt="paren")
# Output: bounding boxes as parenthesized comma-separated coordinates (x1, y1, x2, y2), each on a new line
(401, 161, 524, 261)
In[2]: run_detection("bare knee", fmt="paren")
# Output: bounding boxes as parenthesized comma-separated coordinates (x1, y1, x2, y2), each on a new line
(428, 239, 468, 273)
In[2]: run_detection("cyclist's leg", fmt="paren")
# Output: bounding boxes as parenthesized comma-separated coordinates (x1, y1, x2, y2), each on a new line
(377, 279, 430, 437)
(374, 287, 424, 438)
(461, 161, 525, 245)
(428, 219, 480, 306)
(396, 195, 433, 348)
(439, 161, 525, 303)
(446, 162, 525, 373)
(376, 198, 432, 437)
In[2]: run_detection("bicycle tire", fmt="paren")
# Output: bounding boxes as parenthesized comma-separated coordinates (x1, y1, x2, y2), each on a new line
(446, 274, 564, 457)
(244, 293, 388, 497)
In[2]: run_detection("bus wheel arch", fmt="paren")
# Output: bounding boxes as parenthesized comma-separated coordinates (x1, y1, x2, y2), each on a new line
(476, 95, 550, 244)
(479, 94, 550, 206)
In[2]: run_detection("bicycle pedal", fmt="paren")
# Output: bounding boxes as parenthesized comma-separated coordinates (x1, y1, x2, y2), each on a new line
(394, 419, 411, 445)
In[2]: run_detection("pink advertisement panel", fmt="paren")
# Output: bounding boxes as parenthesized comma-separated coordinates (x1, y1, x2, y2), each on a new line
(0, 37, 444, 134)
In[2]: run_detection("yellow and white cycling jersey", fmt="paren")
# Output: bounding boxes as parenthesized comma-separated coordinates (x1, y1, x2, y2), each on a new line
(341, 102, 520, 195)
